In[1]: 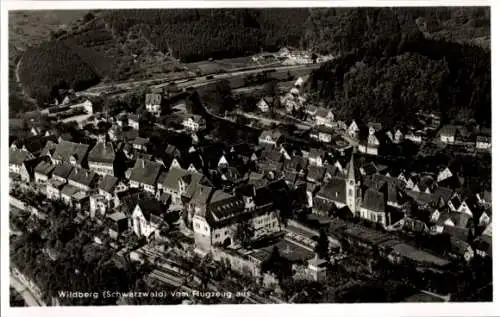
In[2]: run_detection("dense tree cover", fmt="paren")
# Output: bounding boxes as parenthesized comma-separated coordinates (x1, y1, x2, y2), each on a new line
(234, 219, 254, 249)
(19, 41, 100, 104)
(104, 9, 310, 62)
(308, 28, 490, 127)
(314, 229, 329, 260)
(261, 246, 293, 284)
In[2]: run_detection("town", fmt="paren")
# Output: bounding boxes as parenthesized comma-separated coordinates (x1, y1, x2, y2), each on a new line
(9, 59, 492, 305)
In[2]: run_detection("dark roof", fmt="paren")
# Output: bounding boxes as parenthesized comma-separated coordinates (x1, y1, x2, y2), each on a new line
(361, 188, 386, 213)
(88, 141, 115, 164)
(437, 211, 472, 228)
(129, 159, 162, 186)
(99, 175, 119, 194)
(52, 140, 90, 165)
(52, 163, 74, 179)
(9, 148, 34, 165)
(132, 137, 149, 146)
(307, 165, 326, 183)
(316, 177, 346, 203)
(68, 167, 97, 187)
(34, 160, 56, 176)
(136, 198, 165, 221)
(21, 135, 58, 155)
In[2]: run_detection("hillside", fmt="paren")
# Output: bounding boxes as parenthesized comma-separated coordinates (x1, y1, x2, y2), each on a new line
(307, 29, 491, 127)
(104, 9, 310, 62)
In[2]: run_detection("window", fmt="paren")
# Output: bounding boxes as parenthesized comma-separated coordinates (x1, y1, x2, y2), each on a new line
(204, 226, 208, 232)
(215, 233, 220, 239)
(195, 223, 200, 229)
(378, 214, 383, 223)
(348, 189, 353, 197)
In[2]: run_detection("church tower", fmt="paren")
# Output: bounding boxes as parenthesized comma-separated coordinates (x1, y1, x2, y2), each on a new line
(346, 149, 360, 215)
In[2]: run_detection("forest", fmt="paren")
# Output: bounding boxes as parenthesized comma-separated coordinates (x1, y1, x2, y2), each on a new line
(307, 9, 491, 128)
(104, 9, 310, 62)
(18, 40, 100, 104)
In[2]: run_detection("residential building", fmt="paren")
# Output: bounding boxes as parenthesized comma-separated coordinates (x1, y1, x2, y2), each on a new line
(51, 139, 91, 168)
(132, 137, 149, 152)
(67, 167, 99, 192)
(145, 93, 162, 117)
(315, 107, 335, 128)
(132, 198, 167, 238)
(9, 147, 35, 182)
(46, 163, 73, 200)
(34, 160, 56, 185)
(129, 159, 163, 194)
(193, 184, 281, 251)
(476, 136, 491, 151)
(258, 130, 282, 147)
(347, 120, 360, 139)
(88, 141, 115, 176)
(182, 115, 206, 132)
(257, 98, 270, 112)
(161, 166, 205, 205)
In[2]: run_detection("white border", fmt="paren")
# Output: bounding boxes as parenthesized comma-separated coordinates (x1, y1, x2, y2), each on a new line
(1, 1, 497, 317)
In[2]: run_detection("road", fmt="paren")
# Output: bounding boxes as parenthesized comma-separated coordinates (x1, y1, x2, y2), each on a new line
(78, 63, 321, 97)
(10, 275, 45, 306)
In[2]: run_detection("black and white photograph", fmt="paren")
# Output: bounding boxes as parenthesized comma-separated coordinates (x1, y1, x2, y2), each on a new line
(2, 1, 496, 316)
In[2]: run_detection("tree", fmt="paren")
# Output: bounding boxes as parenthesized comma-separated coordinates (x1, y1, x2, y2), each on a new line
(214, 79, 235, 114)
(314, 229, 329, 260)
(261, 246, 293, 284)
(234, 219, 254, 249)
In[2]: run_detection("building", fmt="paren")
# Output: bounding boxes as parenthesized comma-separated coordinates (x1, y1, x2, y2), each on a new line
(307, 256, 328, 281)
(193, 184, 281, 251)
(34, 160, 56, 185)
(145, 93, 162, 117)
(257, 98, 270, 112)
(46, 163, 73, 200)
(67, 167, 99, 192)
(347, 120, 360, 139)
(131, 137, 149, 152)
(87, 141, 115, 176)
(476, 135, 491, 151)
(9, 147, 35, 182)
(438, 125, 458, 144)
(129, 159, 163, 194)
(258, 130, 282, 147)
(315, 107, 335, 128)
(131, 198, 167, 238)
(51, 139, 91, 168)
(160, 166, 204, 205)
(90, 175, 121, 218)
(128, 114, 140, 130)
(182, 115, 206, 132)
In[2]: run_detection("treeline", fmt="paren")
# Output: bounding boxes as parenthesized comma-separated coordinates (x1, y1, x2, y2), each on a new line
(104, 9, 310, 62)
(308, 13, 490, 127)
(18, 41, 100, 104)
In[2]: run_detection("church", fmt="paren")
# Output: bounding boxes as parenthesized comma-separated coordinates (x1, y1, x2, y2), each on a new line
(313, 150, 401, 228)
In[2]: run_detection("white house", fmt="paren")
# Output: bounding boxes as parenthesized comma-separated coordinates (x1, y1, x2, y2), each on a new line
(258, 130, 282, 147)
(182, 115, 205, 132)
(131, 199, 167, 238)
(347, 120, 360, 139)
(476, 136, 491, 151)
(437, 167, 453, 183)
(315, 108, 335, 128)
(256, 98, 270, 112)
(145, 93, 162, 117)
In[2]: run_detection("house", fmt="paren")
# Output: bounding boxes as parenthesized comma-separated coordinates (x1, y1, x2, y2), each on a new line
(87, 141, 115, 176)
(404, 130, 423, 143)
(9, 147, 35, 182)
(437, 167, 453, 183)
(46, 163, 73, 200)
(258, 130, 282, 147)
(132, 198, 168, 238)
(107, 212, 129, 239)
(358, 129, 380, 156)
(131, 137, 149, 152)
(34, 160, 56, 184)
(128, 114, 140, 130)
(315, 126, 335, 143)
(51, 139, 91, 168)
(476, 136, 491, 151)
(359, 188, 390, 227)
(308, 148, 325, 167)
(90, 175, 122, 218)
(257, 98, 270, 112)
(129, 159, 163, 194)
(67, 167, 99, 192)
(60, 184, 88, 209)
(347, 120, 360, 139)
(438, 125, 458, 144)
(193, 185, 280, 251)
(315, 107, 335, 128)
(182, 115, 206, 132)
(145, 93, 162, 117)
(160, 166, 204, 205)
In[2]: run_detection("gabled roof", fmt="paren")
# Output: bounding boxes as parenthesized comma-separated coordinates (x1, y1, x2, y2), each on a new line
(132, 137, 149, 147)
(52, 140, 90, 165)
(136, 198, 165, 221)
(129, 159, 162, 187)
(99, 174, 119, 194)
(437, 211, 472, 228)
(361, 188, 386, 213)
(88, 141, 115, 164)
(307, 165, 326, 183)
(34, 160, 56, 176)
(52, 163, 74, 179)
(20, 135, 58, 155)
(9, 148, 34, 165)
(316, 177, 346, 203)
(68, 167, 97, 187)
